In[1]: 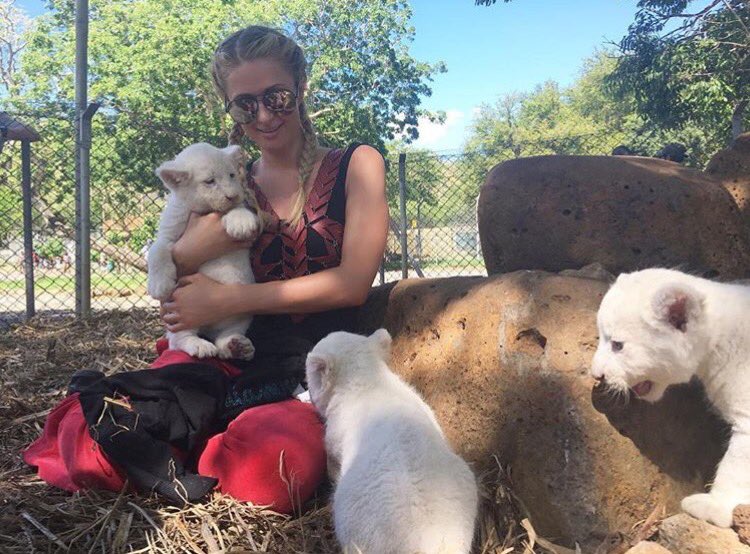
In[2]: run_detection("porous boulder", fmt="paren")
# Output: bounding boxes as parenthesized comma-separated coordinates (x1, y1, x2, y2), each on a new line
(477, 155, 750, 279)
(358, 272, 728, 549)
(705, 133, 750, 227)
(656, 514, 750, 554)
(625, 543, 673, 554)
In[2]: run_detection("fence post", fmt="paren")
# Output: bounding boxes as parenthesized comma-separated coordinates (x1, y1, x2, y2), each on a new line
(75, 0, 91, 317)
(398, 153, 408, 279)
(21, 140, 35, 320)
(76, 103, 99, 318)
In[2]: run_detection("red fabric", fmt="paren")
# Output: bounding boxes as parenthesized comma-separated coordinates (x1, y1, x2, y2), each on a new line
(151, 338, 242, 377)
(22, 394, 126, 493)
(197, 400, 325, 514)
(23, 343, 326, 513)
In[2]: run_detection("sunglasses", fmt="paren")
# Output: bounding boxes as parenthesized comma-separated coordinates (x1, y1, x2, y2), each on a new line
(225, 87, 298, 124)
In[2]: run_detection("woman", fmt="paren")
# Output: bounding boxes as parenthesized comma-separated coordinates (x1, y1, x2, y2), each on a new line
(24, 25, 388, 514)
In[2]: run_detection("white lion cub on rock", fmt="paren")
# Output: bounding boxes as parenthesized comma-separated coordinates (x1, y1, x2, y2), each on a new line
(147, 143, 262, 359)
(592, 267, 750, 528)
(306, 329, 478, 554)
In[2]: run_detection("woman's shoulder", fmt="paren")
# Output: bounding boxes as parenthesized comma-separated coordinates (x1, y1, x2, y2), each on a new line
(338, 144, 385, 197)
(343, 144, 385, 173)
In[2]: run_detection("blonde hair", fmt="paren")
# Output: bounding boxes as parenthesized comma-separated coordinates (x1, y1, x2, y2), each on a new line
(211, 26, 318, 228)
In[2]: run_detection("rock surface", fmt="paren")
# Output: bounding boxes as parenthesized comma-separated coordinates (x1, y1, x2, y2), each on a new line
(734, 504, 750, 546)
(705, 133, 750, 229)
(357, 273, 728, 549)
(624, 542, 673, 554)
(477, 155, 750, 279)
(656, 514, 750, 554)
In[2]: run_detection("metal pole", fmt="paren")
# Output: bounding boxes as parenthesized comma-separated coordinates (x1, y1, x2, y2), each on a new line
(21, 141, 35, 320)
(398, 153, 408, 279)
(75, 0, 90, 317)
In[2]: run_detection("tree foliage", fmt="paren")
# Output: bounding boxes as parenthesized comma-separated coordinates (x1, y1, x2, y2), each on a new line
(6, 0, 444, 251)
(0, 0, 31, 94)
(608, 0, 750, 140)
(14, 0, 443, 151)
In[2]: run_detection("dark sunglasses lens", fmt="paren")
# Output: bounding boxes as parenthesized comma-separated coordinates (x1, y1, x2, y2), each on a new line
(263, 89, 296, 112)
(228, 96, 258, 123)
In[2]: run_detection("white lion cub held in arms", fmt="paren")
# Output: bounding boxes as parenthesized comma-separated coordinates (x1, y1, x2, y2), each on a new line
(591, 267, 750, 528)
(305, 329, 478, 554)
(147, 142, 261, 360)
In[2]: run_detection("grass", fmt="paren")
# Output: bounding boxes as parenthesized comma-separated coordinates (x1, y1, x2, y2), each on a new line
(0, 272, 147, 293)
(383, 256, 486, 272)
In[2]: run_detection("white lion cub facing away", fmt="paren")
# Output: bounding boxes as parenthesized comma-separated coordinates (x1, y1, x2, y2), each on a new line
(592, 267, 750, 528)
(148, 143, 262, 359)
(306, 329, 478, 554)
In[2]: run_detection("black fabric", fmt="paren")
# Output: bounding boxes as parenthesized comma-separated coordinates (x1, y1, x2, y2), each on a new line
(72, 354, 307, 505)
(325, 142, 361, 225)
(75, 363, 226, 505)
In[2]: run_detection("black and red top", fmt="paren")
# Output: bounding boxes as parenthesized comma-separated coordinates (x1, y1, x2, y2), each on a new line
(245, 143, 365, 346)
(249, 146, 354, 283)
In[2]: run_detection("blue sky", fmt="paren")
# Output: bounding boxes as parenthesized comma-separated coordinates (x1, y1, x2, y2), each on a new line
(16, 0, 639, 151)
(408, 0, 639, 151)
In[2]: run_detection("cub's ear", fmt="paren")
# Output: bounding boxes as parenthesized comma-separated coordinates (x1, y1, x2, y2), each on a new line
(369, 328, 392, 358)
(155, 160, 190, 190)
(306, 353, 330, 375)
(222, 144, 246, 169)
(305, 352, 333, 398)
(651, 283, 704, 332)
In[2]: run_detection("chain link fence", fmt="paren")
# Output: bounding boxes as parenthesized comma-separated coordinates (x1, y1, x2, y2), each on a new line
(1, 113, 77, 323)
(1, 108, 622, 325)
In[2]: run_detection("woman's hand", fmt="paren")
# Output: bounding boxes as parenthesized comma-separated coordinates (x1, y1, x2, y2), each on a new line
(160, 273, 238, 332)
(171, 212, 256, 276)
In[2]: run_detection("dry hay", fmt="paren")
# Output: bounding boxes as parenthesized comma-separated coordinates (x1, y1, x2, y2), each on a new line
(0, 310, 547, 553)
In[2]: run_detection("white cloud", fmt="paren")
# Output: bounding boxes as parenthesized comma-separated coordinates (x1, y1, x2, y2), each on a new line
(412, 109, 465, 148)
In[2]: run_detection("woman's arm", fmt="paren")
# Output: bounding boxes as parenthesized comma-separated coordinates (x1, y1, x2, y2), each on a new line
(162, 145, 388, 331)
(171, 212, 256, 276)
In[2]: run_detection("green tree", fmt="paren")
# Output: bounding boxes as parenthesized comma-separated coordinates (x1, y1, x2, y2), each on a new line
(9, 0, 443, 255)
(14, 0, 443, 152)
(0, 0, 31, 95)
(608, 0, 750, 142)
(464, 49, 724, 173)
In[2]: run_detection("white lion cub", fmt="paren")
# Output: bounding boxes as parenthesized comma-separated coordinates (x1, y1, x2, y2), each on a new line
(148, 143, 261, 360)
(306, 329, 478, 554)
(592, 267, 750, 528)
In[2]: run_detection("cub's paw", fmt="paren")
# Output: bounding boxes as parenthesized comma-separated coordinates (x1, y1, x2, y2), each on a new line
(173, 336, 218, 359)
(222, 209, 262, 241)
(681, 493, 736, 528)
(147, 268, 177, 301)
(216, 335, 255, 360)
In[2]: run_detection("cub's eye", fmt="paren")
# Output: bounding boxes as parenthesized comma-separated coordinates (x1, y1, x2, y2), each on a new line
(611, 341, 624, 353)
(229, 173, 235, 178)
(204, 178, 216, 186)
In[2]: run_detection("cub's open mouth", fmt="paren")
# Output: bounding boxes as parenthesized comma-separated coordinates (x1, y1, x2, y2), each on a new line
(632, 380, 653, 397)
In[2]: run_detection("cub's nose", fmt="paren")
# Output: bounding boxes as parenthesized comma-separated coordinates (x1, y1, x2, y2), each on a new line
(590, 366, 604, 380)
(225, 194, 237, 202)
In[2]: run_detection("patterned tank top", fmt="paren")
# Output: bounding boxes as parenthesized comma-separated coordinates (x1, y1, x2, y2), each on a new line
(245, 144, 364, 344)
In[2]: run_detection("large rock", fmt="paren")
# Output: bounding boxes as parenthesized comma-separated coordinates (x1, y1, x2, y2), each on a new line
(625, 543, 673, 554)
(477, 155, 750, 279)
(357, 272, 728, 549)
(705, 133, 750, 227)
(656, 514, 750, 554)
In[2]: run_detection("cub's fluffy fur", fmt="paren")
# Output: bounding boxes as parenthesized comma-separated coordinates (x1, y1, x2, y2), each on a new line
(592, 268, 750, 527)
(306, 329, 478, 553)
(147, 143, 261, 359)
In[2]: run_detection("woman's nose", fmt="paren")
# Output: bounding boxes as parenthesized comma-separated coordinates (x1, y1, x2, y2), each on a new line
(254, 102, 275, 125)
